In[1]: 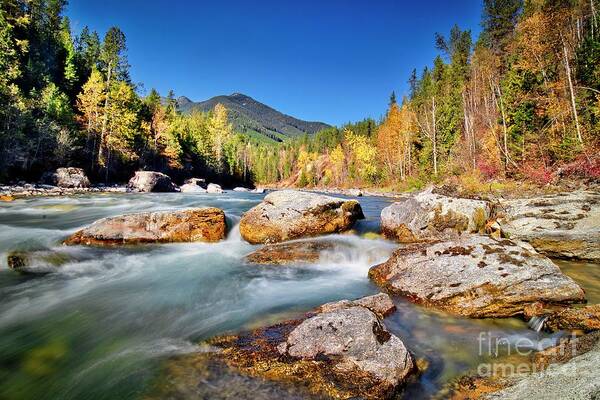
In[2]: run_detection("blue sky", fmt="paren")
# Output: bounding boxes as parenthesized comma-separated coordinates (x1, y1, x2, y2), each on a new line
(67, 0, 482, 126)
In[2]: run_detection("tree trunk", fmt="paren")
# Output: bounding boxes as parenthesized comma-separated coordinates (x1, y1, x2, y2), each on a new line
(432, 97, 438, 176)
(99, 61, 113, 168)
(495, 83, 510, 171)
(592, 0, 598, 39)
(562, 38, 583, 146)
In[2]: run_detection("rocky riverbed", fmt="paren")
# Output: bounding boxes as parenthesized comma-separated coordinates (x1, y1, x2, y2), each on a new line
(0, 187, 599, 399)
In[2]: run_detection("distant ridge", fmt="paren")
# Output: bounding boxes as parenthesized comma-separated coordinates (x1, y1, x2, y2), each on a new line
(177, 93, 330, 142)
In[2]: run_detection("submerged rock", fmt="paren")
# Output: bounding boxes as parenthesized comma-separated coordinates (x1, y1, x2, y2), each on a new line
(233, 187, 250, 192)
(368, 236, 585, 318)
(127, 171, 178, 192)
(42, 167, 90, 188)
(381, 189, 490, 243)
(244, 239, 352, 265)
(64, 208, 226, 245)
(206, 183, 223, 194)
(158, 293, 415, 400)
(239, 190, 364, 244)
(7, 250, 75, 274)
(497, 190, 600, 261)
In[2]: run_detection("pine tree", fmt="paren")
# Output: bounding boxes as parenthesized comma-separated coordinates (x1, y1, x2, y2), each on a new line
(389, 91, 397, 106)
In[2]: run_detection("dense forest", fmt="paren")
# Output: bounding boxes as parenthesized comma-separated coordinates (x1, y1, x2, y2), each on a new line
(275, 0, 600, 190)
(0, 0, 599, 188)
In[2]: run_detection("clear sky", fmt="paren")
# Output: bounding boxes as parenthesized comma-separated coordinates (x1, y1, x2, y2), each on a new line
(66, 0, 482, 126)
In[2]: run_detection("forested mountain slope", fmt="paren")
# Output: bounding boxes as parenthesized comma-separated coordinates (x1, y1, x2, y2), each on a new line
(178, 93, 330, 142)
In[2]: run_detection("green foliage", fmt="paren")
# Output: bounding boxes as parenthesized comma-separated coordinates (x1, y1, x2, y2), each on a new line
(481, 0, 523, 54)
(41, 82, 72, 124)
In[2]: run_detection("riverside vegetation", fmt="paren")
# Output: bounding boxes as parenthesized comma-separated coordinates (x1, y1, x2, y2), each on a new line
(0, 0, 599, 190)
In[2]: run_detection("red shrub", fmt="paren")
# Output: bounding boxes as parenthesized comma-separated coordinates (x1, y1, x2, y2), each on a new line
(521, 162, 555, 185)
(477, 159, 500, 179)
(560, 153, 600, 180)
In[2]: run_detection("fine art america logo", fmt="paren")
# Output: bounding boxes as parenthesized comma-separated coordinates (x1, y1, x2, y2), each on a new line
(476, 331, 585, 377)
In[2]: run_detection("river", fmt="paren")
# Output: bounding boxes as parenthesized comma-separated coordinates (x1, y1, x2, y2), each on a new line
(0, 192, 597, 399)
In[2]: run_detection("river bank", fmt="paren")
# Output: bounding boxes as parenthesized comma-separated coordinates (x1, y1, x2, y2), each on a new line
(0, 183, 128, 199)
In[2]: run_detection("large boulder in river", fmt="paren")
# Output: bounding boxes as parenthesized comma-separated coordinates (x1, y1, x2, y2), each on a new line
(155, 294, 415, 400)
(368, 236, 585, 318)
(64, 208, 226, 245)
(42, 167, 90, 188)
(381, 189, 490, 242)
(127, 171, 178, 192)
(497, 190, 600, 261)
(206, 183, 223, 193)
(184, 177, 206, 187)
(179, 183, 206, 193)
(180, 177, 206, 192)
(239, 190, 365, 244)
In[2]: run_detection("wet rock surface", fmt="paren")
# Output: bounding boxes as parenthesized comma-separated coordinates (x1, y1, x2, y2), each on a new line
(244, 239, 352, 265)
(497, 190, 600, 261)
(41, 167, 90, 188)
(544, 305, 600, 332)
(369, 236, 586, 318)
(533, 331, 600, 370)
(484, 340, 600, 399)
(381, 189, 490, 243)
(152, 294, 415, 400)
(315, 292, 396, 318)
(239, 190, 364, 244)
(64, 208, 226, 245)
(127, 171, 178, 192)
(7, 250, 76, 274)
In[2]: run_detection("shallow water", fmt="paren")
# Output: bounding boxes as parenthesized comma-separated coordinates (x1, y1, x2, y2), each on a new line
(0, 192, 597, 399)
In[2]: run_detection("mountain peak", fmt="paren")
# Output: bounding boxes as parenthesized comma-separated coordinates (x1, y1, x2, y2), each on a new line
(177, 96, 193, 105)
(176, 93, 330, 142)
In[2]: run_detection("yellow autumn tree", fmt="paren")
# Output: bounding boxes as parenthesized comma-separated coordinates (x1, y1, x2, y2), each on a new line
(296, 147, 318, 187)
(77, 68, 105, 137)
(208, 103, 233, 173)
(377, 102, 416, 181)
(345, 129, 378, 184)
(329, 144, 346, 185)
(104, 81, 139, 164)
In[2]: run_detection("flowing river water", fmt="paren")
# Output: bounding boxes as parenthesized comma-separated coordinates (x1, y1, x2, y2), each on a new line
(0, 192, 598, 399)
